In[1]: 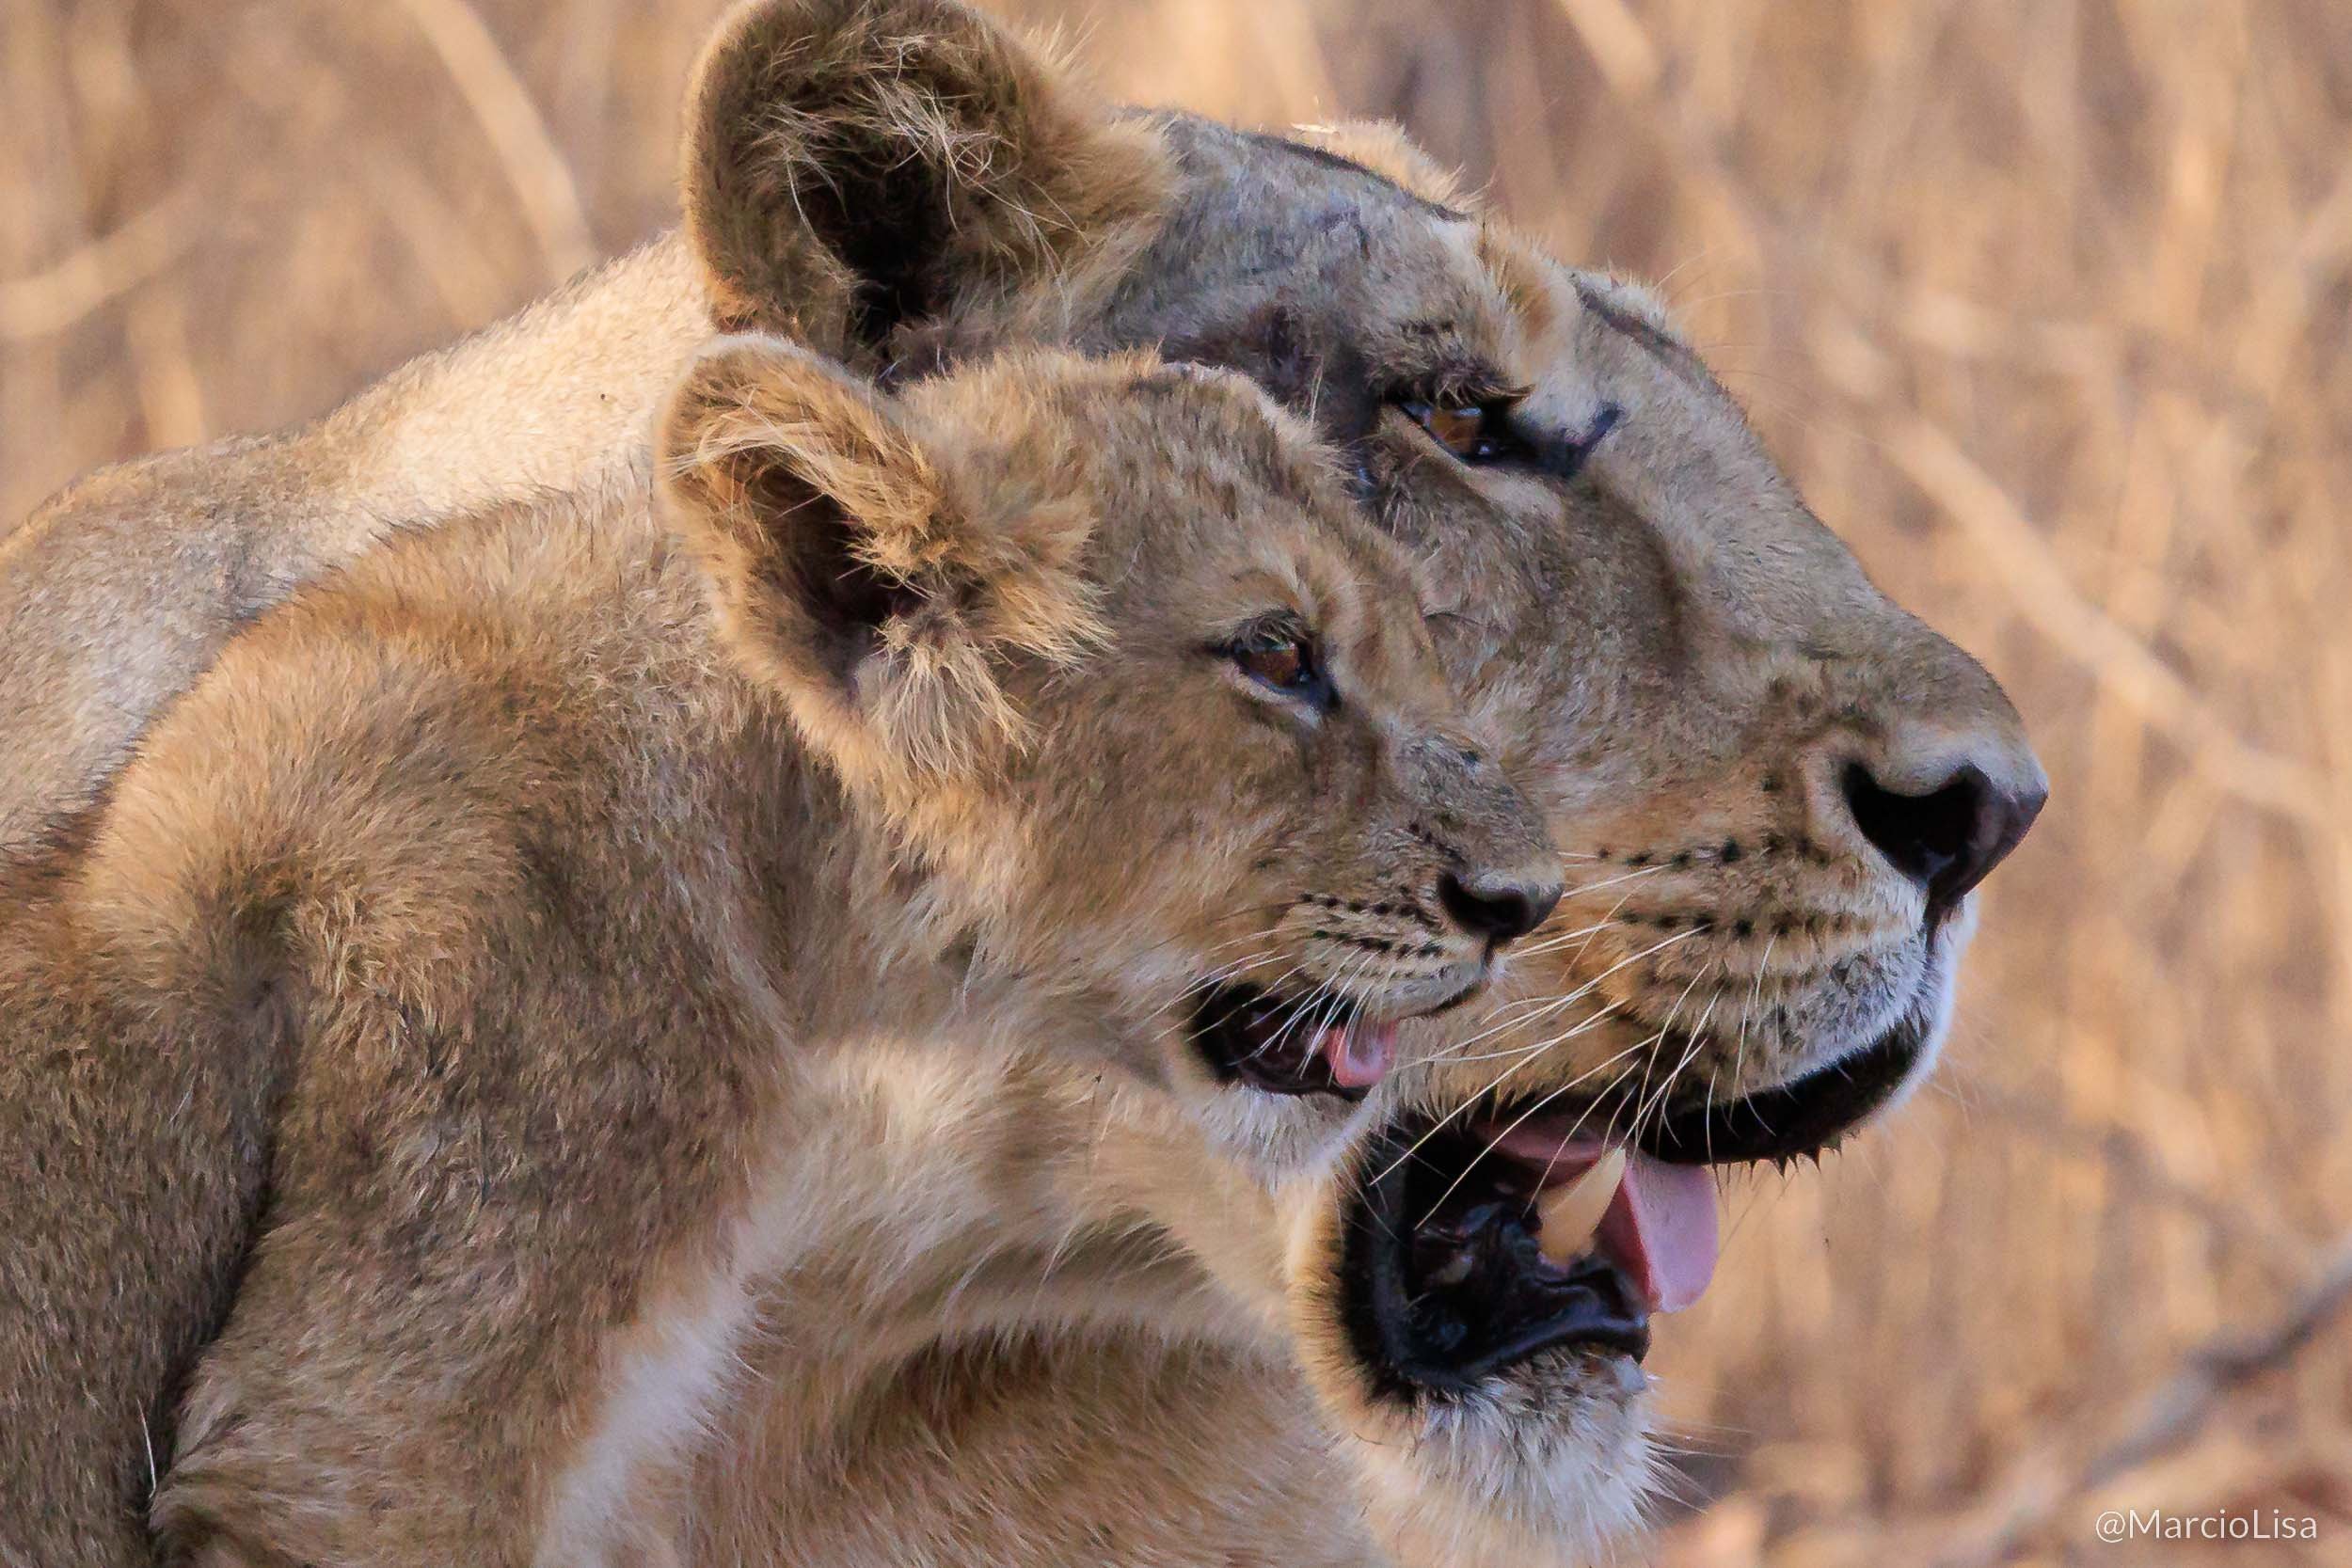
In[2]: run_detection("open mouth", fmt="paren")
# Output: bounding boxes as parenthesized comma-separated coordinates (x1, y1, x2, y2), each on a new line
(1340, 1116, 1704, 1395)
(1345, 1123, 1693, 1391)
(1337, 1017, 1927, 1396)
(1187, 981, 1402, 1100)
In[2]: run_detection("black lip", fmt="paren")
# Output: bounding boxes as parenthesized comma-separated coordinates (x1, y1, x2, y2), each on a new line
(1187, 982, 1367, 1101)
(1339, 1117, 1649, 1399)
(1638, 1018, 1926, 1165)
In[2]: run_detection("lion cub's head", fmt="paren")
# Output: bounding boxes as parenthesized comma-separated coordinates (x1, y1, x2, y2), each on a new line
(659, 338, 1560, 1140)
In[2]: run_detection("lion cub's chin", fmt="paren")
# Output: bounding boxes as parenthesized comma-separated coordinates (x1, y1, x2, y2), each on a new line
(1281, 1171, 1657, 1567)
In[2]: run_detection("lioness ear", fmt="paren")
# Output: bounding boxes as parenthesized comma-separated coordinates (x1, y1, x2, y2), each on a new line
(660, 336, 1100, 829)
(1294, 120, 1475, 213)
(684, 0, 1169, 361)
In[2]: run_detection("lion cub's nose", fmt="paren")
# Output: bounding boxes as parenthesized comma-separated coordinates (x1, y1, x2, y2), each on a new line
(1840, 760, 2047, 911)
(1438, 867, 1565, 947)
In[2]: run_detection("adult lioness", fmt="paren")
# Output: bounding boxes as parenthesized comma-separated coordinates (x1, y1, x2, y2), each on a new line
(0, 0, 2047, 1562)
(4, 337, 1560, 1565)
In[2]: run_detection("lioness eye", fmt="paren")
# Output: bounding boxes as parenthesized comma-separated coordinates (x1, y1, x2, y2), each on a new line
(1396, 397, 1520, 464)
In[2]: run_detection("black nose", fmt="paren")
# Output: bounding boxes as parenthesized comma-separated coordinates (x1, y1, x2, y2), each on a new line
(1840, 762, 2046, 911)
(1437, 868, 1564, 947)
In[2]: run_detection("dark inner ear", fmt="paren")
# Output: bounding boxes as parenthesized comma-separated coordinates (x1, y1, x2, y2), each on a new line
(749, 467, 924, 687)
(797, 132, 949, 346)
(688, 1, 1042, 354)
(689, 0, 1169, 365)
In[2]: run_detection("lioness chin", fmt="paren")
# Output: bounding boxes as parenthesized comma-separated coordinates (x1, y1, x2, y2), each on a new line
(2, 0, 2047, 1562)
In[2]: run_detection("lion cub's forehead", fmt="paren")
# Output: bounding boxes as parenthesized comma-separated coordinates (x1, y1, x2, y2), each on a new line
(914, 350, 1347, 532)
(1073, 364, 1424, 609)
(908, 348, 1422, 635)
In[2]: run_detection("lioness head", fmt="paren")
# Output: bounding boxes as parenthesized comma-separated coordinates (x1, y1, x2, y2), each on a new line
(675, 1, 2048, 1557)
(659, 336, 1559, 1142)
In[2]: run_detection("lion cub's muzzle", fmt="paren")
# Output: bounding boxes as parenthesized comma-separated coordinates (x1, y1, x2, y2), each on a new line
(1184, 876, 1558, 1101)
(1187, 748, 1564, 1101)
(1187, 983, 1399, 1101)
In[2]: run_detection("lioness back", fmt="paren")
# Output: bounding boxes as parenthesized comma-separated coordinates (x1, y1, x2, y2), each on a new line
(0, 238, 716, 856)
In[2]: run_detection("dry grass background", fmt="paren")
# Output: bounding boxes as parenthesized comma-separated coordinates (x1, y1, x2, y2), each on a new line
(6, 0, 2350, 1561)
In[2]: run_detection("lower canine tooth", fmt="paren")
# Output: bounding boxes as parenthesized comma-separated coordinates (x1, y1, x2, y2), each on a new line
(1536, 1148, 1626, 1267)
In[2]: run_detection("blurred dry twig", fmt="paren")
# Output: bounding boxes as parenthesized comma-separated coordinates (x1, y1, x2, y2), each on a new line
(0, 187, 199, 341)
(1932, 1231, 2352, 1568)
(391, 0, 596, 282)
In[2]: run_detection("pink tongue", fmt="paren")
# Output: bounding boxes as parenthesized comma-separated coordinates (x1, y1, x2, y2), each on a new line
(1319, 1021, 1397, 1088)
(1474, 1126, 1724, 1315)
(1599, 1150, 1719, 1314)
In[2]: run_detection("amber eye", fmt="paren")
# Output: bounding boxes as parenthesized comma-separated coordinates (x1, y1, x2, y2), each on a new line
(1221, 622, 1337, 712)
(1397, 397, 1518, 463)
(1235, 636, 1304, 687)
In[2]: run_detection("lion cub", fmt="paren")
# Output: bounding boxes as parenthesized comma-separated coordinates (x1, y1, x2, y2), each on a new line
(1, 337, 1559, 1566)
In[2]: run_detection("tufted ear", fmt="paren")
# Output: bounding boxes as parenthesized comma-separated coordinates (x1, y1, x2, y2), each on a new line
(659, 335, 1102, 863)
(682, 0, 1170, 364)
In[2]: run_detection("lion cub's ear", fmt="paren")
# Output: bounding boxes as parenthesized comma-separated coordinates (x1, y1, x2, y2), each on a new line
(660, 336, 1101, 843)
(683, 0, 1168, 362)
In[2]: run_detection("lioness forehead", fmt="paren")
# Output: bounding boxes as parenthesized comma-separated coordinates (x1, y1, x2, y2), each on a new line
(1089, 117, 1699, 441)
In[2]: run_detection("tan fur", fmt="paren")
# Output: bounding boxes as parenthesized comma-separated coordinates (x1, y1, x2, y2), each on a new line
(2, 341, 1556, 1567)
(0, 3, 2046, 1564)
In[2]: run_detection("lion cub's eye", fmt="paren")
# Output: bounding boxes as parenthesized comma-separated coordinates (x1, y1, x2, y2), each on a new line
(1221, 623, 1336, 713)
(1396, 397, 1521, 464)
(1236, 635, 1304, 687)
